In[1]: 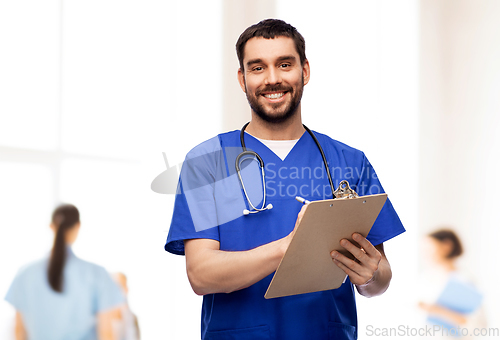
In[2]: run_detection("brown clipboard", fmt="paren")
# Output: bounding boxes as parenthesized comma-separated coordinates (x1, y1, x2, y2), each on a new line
(264, 193, 388, 299)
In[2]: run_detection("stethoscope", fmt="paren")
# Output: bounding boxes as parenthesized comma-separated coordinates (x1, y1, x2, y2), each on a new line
(236, 122, 336, 215)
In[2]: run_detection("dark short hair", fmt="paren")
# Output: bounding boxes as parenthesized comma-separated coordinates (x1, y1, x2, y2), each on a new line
(429, 229, 463, 259)
(236, 19, 306, 71)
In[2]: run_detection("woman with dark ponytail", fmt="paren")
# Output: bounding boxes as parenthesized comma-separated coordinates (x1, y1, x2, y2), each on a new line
(48, 204, 81, 293)
(5, 204, 124, 340)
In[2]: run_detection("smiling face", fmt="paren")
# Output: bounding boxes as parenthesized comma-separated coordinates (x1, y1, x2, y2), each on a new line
(238, 36, 310, 124)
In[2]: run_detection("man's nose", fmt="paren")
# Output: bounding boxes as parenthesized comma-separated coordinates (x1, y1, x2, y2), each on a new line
(265, 67, 282, 85)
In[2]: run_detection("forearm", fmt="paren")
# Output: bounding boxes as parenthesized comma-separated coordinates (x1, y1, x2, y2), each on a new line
(97, 327, 115, 340)
(97, 309, 119, 340)
(425, 304, 467, 325)
(15, 312, 26, 340)
(185, 237, 288, 295)
(355, 247, 392, 297)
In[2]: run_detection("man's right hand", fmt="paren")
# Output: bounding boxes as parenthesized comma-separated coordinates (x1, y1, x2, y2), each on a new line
(184, 205, 308, 296)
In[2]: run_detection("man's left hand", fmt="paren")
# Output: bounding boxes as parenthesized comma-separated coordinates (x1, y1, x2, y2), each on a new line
(330, 233, 382, 286)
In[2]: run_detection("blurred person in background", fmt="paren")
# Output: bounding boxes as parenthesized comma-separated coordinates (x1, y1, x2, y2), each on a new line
(419, 228, 486, 339)
(111, 272, 140, 340)
(4, 204, 124, 340)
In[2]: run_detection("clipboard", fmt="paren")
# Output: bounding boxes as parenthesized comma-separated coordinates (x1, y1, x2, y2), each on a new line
(264, 191, 387, 299)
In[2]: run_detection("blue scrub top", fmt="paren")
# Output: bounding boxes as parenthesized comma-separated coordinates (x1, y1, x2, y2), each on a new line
(165, 130, 405, 340)
(5, 248, 124, 340)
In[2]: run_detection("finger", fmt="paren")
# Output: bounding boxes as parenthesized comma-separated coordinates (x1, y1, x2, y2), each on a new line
(332, 259, 363, 284)
(298, 205, 307, 218)
(330, 250, 363, 275)
(294, 205, 307, 229)
(331, 249, 377, 282)
(334, 259, 374, 286)
(339, 239, 369, 263)
(352, 233, 379, 257)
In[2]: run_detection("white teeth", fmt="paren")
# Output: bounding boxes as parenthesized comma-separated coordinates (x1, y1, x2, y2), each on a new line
(264, 92, 284, 99)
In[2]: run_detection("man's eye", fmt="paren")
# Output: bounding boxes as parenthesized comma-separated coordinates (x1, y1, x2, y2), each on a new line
(253, 67, 263, 71)
(280, 64, 291, 68)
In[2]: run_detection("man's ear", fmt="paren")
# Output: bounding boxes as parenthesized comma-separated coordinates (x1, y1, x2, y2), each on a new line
(302, 59, 310, 86)
(237, 68, 246, 93)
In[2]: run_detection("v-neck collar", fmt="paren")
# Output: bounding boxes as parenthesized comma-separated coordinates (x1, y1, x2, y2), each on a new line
(244, 131, 308, 162)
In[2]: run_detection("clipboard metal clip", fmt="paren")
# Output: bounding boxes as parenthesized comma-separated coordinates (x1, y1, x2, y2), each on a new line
(333, 180, 359, 199)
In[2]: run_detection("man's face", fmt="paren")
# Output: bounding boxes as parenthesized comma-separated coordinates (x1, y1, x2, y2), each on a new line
(238, 37, 310, 124)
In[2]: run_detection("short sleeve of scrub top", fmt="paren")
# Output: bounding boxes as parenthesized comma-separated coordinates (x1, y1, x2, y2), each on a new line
(316, 132, 405, 246)
(4, 264, 30, 314)
(165, 136, 226, 255)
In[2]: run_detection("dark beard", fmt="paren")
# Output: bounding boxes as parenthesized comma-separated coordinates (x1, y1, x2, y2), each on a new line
(245, 75, 304, 124)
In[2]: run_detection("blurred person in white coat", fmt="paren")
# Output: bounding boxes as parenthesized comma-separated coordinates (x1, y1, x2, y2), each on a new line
(419, 229, 487, 339)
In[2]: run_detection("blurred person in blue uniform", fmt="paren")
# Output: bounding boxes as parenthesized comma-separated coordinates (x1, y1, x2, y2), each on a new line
(165, 19, 405, 340)
(5, 204, 124, 340)
(419, 229, 486, 339)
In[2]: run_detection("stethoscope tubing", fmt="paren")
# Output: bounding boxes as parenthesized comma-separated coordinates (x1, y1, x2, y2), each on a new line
(237, 122, 336, 215)
(302, 124, 335, 196)
(235, 151, 269, 213)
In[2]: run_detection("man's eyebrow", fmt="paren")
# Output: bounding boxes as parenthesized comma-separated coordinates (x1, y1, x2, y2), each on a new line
(276, 55, 297, 63)
(246, 58, 263, 68)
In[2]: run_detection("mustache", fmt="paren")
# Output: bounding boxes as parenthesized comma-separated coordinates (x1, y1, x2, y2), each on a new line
(255, 85, 293, 96)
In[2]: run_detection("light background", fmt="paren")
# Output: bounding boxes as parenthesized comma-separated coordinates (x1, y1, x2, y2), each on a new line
(0, 0, 498, 339)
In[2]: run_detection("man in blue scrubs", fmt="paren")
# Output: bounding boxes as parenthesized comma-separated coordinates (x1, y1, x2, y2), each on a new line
(165, 19, 405, 340)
